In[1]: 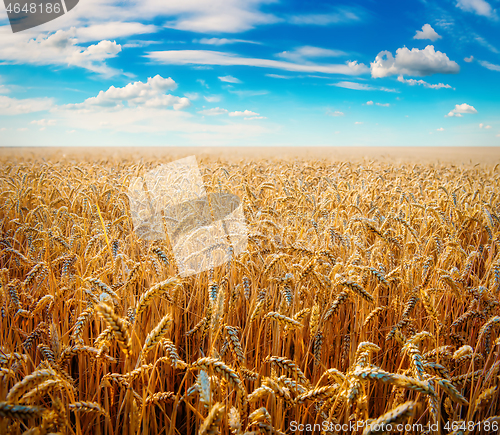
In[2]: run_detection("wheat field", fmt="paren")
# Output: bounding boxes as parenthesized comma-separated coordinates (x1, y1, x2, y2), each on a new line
(1, 150, 499, 435)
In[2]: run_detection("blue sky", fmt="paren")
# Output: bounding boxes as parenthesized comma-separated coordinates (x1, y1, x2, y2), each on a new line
(0, 0, 499, 147)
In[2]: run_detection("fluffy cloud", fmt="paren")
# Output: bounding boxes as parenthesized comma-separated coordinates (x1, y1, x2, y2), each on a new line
(479, 60, 500, 71)
(365, 101, 389, 106)
(464, 56, 474, 62)
(229, 110, 259, 117)
(479, 123, 492, 128)
(277, 46, 347, 62)
(62, 75, 190, 110)
(437, 127, 445, 131)
(445, 103, 477, 117)
(198, 107, 228, 116)
(327, 110, 345, 116)
(0, 95, 53, 115)
(414, 24, 442, 42)
(218, 75, 242, 83)
(456, 0, 495, 17)
(397, 75, 452, 89)
(371, 45, 459, 78)
(0, 28, 121, 76)
(146, 50, 369, 75)
(331, 81, 397, 92)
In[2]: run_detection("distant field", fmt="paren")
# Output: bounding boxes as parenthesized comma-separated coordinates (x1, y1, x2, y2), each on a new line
(1, 149, 499, 434)
(1, 146, 500, 165)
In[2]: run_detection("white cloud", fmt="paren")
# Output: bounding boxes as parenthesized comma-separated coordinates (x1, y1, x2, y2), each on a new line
(162, 2, 279, 32)
(331, 81, 398, 92)
(445, 103, 477, 117)
(277, 46, 347, 62)
(75, 22, 158, 43)
(55, 0, 279, 34)
(474, 35, 499, 54)
(0, 28, 122, 76)
(0, 128, 7, 131)
(414, 24, 442, 41)
(204, 95, 221, 103)
(0, 95, 53, 115)
(218, 75, 242, 83)
(184, 92, 199, 100)
(228, 89, 269, 97)
(244, 116, 266, 120)
(229, 110, 259, 117)
(480, 123, 492, 129)
(62, 75, 190, 110)
(480, 123, 484, 128)
(436, 127, 445, 131)
(289, 7, 362, 25)
(366, 101, 373, 105)
(146, 50, 369, 75)
(265, 74, 293, 79)
(195, 38, 259, 45)
(31, 119, 57, 126)
(326, 110, 345, 116)
(464, 56, 474, 62)
(478, 60, 500, 71)
(355, 121, 363, 124)
(456, 0, 495, 17)
(198, 107, 228, 116)
(371, 45, 459, 78)
(197, 79, 209, 89)
(376, 103, 390, 107)
(397, 75, 453, 89)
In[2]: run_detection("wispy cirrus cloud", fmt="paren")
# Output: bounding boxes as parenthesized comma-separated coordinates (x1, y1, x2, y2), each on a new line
(194, 38, 260, 45)
(218, 75, 242, 83)
(478, 60, 500, 71)
(276, 46, 347, 62)
(330, 81, 398, 92)
(146, 50, 369, 75)
(289, 6, 364, 25)
(397, 75, 453, 89)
